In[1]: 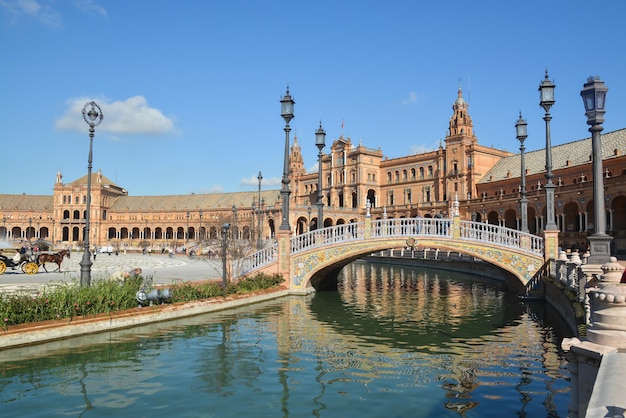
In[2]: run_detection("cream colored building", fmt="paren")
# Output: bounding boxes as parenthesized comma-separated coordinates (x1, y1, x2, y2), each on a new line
(1, 88, 625, 255)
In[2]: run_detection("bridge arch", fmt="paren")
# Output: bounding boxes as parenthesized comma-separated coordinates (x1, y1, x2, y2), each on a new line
(243, 216, 545, 296)
(298, 237, 536, 294)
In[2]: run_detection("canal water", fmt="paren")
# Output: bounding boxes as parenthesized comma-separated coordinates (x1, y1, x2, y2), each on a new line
(0, 260, 572, 417)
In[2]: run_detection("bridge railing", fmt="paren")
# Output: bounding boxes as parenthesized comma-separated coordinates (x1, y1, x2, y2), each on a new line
(371, 218, 452, 238)
(236, 216, 545, 276)
(236, 244, 278, 277)
(291, 223, 364, 254)
(459, 220, 544, 255)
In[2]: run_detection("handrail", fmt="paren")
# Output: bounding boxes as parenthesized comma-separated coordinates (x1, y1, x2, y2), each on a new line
(236, 217, 545, 277)
(523, 258, 554, 299)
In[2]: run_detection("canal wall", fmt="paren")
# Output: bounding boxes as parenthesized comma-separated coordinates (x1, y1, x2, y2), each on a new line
(366, 249, 581, 336)
(0, 287, 289, 350)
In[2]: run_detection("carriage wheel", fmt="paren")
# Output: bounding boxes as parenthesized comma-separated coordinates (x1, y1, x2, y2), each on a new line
(0, 260, 6, 275)
(22, 262, 39, 275)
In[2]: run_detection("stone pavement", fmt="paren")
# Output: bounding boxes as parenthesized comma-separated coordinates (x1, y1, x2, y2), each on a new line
(0, 252, 223, 295)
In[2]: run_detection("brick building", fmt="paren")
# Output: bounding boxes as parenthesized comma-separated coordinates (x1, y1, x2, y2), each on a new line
(1, 88, 625, 255)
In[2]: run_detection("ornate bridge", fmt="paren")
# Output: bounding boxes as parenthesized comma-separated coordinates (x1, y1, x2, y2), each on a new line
(237, 214, 546, 294)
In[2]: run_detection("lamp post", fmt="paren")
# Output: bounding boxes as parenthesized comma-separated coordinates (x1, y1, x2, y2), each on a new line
(52, 219, 55, 245)
(538, 70, 558, 232)
(279, 87, 295, 231)
(315, 121, 326, 230)
(257, 171, 263, 248)
(2, 216, 5, 240)
(307, 206, 312, 232)
(221, 223, 230, 287)
(186, 211, 190, 245)
(79, 101, 103, 287)
(28, 217, 32, 246)
(199, 210, 203, 243)
(232, 205, 238, 241)
(581, 76, 611, 264)
(516, 112, 529, 233)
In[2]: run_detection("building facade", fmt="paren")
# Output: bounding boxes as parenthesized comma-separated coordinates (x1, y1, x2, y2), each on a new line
(1, 88, 625, 255)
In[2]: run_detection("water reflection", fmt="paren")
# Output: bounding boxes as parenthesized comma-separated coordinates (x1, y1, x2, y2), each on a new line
(0, 261, 571, 417)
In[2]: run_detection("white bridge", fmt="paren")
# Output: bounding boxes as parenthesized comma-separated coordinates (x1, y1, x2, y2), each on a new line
(236, 216, 546, 294)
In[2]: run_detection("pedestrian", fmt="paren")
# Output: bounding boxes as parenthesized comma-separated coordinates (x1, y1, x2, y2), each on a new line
(109, 267, 143, 282)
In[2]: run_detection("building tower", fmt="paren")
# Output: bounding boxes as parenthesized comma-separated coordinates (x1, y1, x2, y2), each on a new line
(444, 86, 478, 203)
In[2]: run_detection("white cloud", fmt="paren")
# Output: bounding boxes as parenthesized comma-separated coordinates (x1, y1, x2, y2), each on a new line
(409, 144, 434, 154)
(0, 0, 63, 27)
(72, 0, 107, 17)
(401, 91, 418, 105)
(240, 175, 281, 188)
(55, 96, 176, 135)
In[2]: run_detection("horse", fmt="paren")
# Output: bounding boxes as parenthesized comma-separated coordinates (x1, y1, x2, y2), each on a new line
(37, 249, 70, 273)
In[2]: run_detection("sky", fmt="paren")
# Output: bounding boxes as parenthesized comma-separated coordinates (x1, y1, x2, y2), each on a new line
(1, 0, 625, 197)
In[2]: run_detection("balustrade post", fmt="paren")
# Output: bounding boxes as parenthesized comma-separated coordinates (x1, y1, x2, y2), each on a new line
(543, 229, 559, 262)
(452, 211, 460, 239)
(364, 215, 372, 239)
(276, 228, 291, 289)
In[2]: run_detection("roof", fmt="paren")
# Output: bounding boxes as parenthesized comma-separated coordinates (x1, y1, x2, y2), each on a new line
(478, 128, 626, 183)
(108, 189, 282, 211)
(0, 194, 54, 211)
(71, 172, 118, 187)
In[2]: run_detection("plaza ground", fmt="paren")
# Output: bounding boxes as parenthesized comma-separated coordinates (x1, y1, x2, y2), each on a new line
(0, 252, 223, 295)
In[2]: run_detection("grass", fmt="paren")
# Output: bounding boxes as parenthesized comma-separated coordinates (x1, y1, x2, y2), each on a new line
(1, 273, 284, 329)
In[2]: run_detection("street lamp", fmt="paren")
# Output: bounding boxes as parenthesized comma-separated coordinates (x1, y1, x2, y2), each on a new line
(186, 211, 190, 245)
(307, 206, 312, 232)
(538, 70, 558, 232)
(79, 101, 103, 287)
(199, 210, 203, 243)
(280, 86, 295, 231)
(28, 217, 32, 246)
(581, 76, 611, 264)
(516, 112, 529, 233)
(232, 205, 238, 241)
(222, 223, 230, 287)
(2, 216, 6, 240)
(315, 121, 326, 230)
(257, 171, 263, 248)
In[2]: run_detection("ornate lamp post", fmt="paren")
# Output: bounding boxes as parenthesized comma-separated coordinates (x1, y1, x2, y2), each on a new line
(581, 76, 611, 264)
(279, 87, 295, 231)
(257, 171, 263, 248)
(232, 205, 238, 241)
(79, 101, 103, 287)
(2, 216, 5, 240)
(307, 206, 312, 232)
(221, 222, 230, 287)
(199, 210, 203, 243)
(538, 70, 558, 232)
(186, 211, 190, 244)
(315, 121, 326, 230)
(516, 112, 529, 233)
(28, 217, 32, 245)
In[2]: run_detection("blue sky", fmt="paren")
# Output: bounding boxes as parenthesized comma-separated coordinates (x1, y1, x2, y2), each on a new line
(1, 0, 625, 197)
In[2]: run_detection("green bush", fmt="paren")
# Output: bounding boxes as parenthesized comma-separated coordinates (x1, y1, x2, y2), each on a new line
(1, 273, 284, 328)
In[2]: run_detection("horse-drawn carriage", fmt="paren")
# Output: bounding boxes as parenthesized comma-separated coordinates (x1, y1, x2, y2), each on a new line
(0, 249, 70, 275)
(0, 252, 39, 275)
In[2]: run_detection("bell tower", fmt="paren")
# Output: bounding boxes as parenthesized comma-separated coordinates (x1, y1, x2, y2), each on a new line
(444, 86, 477, 203)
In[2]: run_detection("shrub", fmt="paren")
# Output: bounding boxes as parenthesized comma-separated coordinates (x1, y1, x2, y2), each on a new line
(1, 273, 283, 328)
